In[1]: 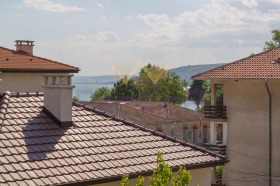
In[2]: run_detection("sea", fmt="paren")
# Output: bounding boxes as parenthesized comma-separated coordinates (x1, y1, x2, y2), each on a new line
(73, 83, 197, 110)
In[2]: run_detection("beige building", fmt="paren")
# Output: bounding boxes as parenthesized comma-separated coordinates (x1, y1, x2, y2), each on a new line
(0, 40, 79, 93)
(193, 47, 280, 186)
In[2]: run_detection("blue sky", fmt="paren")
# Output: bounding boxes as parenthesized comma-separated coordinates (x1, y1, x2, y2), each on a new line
(1, 0, 280, 76)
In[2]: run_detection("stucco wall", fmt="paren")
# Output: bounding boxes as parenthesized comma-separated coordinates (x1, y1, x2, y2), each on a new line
(213, 80, 280, 186)
(0, 73, 68, 93)
(94, 168, 211, 186)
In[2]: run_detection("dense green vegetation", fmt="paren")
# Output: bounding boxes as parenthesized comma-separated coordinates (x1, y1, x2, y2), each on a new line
(121, 152, 191, 186)
(90, 87, 111, 101)
(91, 64, 188, 104)
(111, 76, 139, 101)
(264, 29, 280, 51)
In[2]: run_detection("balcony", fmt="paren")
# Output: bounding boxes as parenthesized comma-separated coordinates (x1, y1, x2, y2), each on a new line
(201, 143, 226, 156)
(204, 105, 227, 121)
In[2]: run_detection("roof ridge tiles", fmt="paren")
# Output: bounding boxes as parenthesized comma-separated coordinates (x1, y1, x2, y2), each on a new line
(120, 103, 170, 120)
(73, 102, 226, 160)
(0, 91, 11, 132)
(10, 92, 43, 97)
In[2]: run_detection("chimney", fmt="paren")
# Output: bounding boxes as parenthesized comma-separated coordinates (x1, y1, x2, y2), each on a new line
(15, 40, 34, 54)
(42, 74, 75, 127)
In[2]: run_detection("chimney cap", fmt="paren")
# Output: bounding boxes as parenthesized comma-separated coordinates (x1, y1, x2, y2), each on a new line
(15, 40, 35, 46)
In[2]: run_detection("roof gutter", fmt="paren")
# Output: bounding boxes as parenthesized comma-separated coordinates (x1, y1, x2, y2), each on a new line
(265, 80, 272, 186)
(192, 78, 280, 81)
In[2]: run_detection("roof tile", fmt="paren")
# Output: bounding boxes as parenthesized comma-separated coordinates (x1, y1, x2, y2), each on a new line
(0, 46, 79, 72)
(193, 47, 280, 79)
(0, 92, 225, 185)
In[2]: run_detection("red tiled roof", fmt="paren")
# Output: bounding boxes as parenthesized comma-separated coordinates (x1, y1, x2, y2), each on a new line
(0, 46, 79, 72)
(192, 47, 280, 80)
(0, 92, 225, 186)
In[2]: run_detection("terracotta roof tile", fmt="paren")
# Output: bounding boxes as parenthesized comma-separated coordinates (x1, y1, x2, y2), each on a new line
(0, 92, 226, 185)
(0, 46, 79, 72)
(192, 47, 280, 80)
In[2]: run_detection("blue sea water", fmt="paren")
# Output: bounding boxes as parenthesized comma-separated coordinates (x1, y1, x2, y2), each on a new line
(73, 83, 196, 110)
(73, 83, 114, 101)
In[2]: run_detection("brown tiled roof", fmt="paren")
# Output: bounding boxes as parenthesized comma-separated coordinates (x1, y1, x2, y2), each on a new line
(192, 47, 280, 80)
(0, 92, 225, 186)
(0, 46, 79, 72)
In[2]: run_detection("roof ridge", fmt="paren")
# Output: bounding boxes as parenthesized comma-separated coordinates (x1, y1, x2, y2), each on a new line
(73, 102, 226, 160)
(168, 102, 204, 115)
(0, 91, 11, 132)
(120, 103, 170, 120)
(0, 46, 79, 71)
(10, 92, 44, 97)
(192, 46, 280, 79)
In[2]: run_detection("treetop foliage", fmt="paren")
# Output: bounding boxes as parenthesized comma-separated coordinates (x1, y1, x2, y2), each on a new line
(91, 64, 188, 104)
(90, 87, 111, 101)
(121, 152, 191, 186)
(264, 29, 280, 51)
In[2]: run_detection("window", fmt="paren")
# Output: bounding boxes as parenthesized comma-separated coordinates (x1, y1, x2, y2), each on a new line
(202, 125, 208, 144)
(192, 125, 198, 144)
(183, 126, 188, 141)
(217, 124, 223, 142)
(214, 84, 224, 105)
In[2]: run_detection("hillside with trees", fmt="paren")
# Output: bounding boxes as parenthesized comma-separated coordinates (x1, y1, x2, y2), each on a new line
(91, 64, 188, 104)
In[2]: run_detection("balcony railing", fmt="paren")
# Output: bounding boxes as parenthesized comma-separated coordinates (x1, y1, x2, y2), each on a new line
(204, 105, 227, 119)
(201, 143, 226, 156)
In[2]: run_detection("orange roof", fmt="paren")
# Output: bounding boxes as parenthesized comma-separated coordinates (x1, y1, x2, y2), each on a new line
(192, 47, 280, 80)
(0, 46, 79, 73)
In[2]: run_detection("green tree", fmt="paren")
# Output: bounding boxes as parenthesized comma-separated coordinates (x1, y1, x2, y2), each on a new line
(137, 64, 187, 104)
(111, 76, 139, 101)
(150, 152, 172, 186)
(166, 73, 188, 104)
(188, 80, 204, 110)
(172, 166, 191, 186)
(216, 166, 222, 185)
(121, 152, 191, 186)
(138, 64, 168, 101)
(90, 87, 111, 101)
(264, 29, 280, 51)
(72, 96, 79, 102)
(201, 80, 211, 107)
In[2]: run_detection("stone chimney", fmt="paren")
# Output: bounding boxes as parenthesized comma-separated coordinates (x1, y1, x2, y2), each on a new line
(42, 74, 75, 127)
(15, 40, 34, 54)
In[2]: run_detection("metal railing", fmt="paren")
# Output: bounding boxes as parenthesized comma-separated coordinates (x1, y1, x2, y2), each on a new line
(204, 105, 227, 119)
(201, 143, 226, 156)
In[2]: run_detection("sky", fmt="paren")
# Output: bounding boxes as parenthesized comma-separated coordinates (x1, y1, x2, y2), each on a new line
(1, 0, 280, 76)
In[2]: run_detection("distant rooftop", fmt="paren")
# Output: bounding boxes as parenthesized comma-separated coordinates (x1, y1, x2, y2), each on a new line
(192, 47, 280, 80)
(0, 46, 79, 73)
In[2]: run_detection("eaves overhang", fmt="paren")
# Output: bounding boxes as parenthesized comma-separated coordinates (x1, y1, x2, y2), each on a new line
(0, 69, 80, 73)
(61, 160, 228, 186)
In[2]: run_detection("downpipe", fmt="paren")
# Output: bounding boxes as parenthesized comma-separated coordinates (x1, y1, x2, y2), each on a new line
(265, 80, 272, 186)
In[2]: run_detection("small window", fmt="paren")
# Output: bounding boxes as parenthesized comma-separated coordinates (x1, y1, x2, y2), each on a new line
(183, 126, 188, 141)
(193, 125, 198, 144)
(202, 125, 208, 144)
(217, 124, 223, 142)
